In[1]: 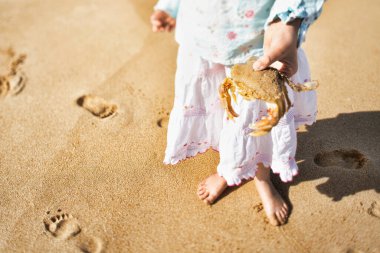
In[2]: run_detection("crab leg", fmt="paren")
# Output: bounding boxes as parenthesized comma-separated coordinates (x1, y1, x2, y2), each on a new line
(249, 102, 281, 136)
(219, 78, 239, 120)
(284, 75, 319, 92)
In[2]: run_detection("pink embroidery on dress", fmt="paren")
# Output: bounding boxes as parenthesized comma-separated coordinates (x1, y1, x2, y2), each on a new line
(179, 140, 211, 152)
(183, 98, 223, 117)
(227, 31, 237, 40)
(245, 10, 254, 18)
(183, 105, 207, 117)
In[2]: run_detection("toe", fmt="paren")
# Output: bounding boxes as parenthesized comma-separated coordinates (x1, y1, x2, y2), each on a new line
(198, 181, 206, 188)
(282, 208, 289, 222)
(278, 211, 286, 223)
(281, 205, 289, 215)
(268, 213, 280, 226)
(197, 188, 205, 195)
(197, 185, 206, 194)
(197, 189, 206, 198)
(205, 194, 216, 205)
(199, 191, 209, 200)
(204, 198, 212, 205)
(43, 217, 52, 226)
(276, 211, 286, 225)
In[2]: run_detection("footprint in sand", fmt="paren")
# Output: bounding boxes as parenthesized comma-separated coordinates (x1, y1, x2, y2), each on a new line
(77, 94, 117, 118)
(253, 203, 264, 213)
(43, 209, 81, 240)
(44, 209, 103, 253)
(313, 149, 367, 170)
(44, 209, 81, 240)
(157, 110, 170, 128)
(0, 48, 27, 97)
(367, 201, 380, 219)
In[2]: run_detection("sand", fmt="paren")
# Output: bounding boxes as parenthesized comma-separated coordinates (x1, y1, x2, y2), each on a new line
(0, 0, 379, 252)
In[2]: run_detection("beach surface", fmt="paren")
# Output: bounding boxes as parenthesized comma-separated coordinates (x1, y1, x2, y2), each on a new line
(0, 0, 379, 252)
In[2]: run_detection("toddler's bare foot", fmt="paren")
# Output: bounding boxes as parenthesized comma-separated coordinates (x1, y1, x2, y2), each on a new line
(255, 164, 289, 226)
(197, 174, 227, 205)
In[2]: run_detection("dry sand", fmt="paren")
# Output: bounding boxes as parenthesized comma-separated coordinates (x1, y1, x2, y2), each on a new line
(0, 0, 379, 252)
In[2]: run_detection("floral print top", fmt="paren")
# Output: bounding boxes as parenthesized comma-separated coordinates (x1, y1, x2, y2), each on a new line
(154, 0, 324, 65)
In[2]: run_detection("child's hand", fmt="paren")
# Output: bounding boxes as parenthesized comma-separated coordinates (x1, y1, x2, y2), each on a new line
(150, 10, 176, 32)
(253, 19, 301, 77)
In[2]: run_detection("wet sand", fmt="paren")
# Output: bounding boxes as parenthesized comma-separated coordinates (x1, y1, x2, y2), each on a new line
(0, 0, 379, 252)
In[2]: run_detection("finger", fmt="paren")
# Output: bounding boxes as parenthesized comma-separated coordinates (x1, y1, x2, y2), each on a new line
(167, 18, 176, 26)
(253, 46, 285, 71)
(269, 61, 284, 71)
(168, 24, 175, 32)
(152, 24, 164, 32)
(151, 19, 163, 27)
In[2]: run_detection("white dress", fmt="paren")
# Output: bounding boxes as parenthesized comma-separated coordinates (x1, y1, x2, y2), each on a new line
(164, 45, 317, 185)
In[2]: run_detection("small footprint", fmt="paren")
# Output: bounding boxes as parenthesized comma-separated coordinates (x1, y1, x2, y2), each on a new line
(314, 149, 367, 169)
(253, 203, 264, 213)
(77, 94, 117, 118)
(7, 71, 27, 95)
(43, 209, 81, 240)
(157, 110, 170, 128)
(367, 201, 380, 219)
(44, 209, 104, 253)
(0, 48, 27, 97)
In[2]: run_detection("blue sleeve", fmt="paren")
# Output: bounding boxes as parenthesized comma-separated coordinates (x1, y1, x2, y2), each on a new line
(265, 0, 325, 46)
(154, 0, 180, 19)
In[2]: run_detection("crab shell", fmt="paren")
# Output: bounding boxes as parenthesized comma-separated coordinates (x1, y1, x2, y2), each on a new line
(219, 58, 318, 137)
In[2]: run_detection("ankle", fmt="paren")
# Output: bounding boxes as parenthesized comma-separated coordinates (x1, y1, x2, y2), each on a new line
(254, 175, 272, 184)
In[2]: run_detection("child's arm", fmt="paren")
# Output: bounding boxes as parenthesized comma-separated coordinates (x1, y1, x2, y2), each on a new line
(151, 0, 180, 32)
(253, 0, 325, 77)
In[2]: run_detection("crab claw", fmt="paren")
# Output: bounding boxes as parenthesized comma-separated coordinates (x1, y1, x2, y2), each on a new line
(302, 80, 319, 90)
(286, 76, 319, 92)
(249, 102, 282, 136)
(219, 78, 239, 120)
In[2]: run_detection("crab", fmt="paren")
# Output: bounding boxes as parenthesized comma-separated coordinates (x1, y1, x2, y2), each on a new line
(219, 57, 318, 137)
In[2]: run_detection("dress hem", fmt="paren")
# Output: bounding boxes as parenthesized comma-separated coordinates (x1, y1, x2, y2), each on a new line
(164, 146, 219, 165)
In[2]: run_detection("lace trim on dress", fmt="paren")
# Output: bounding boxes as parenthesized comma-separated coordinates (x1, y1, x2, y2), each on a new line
(218, 153, 271, 186)
(164, 141, 219, 165)
(294, 110, 318, 128)
(218, 153, 300, 186)
(271, 156, 299, 183)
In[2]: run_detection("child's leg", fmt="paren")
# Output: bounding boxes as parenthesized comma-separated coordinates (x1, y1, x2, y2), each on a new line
(254, 163, 288, 226)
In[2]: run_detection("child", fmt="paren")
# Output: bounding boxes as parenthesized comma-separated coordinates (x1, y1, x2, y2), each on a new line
(151, 0, 324, 226)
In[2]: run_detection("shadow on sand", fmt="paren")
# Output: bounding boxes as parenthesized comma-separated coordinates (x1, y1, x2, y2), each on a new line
(272, 111, 380, 204)
(213, 111, 380, 207)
